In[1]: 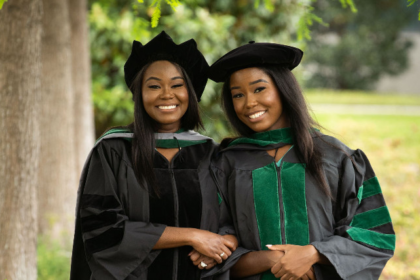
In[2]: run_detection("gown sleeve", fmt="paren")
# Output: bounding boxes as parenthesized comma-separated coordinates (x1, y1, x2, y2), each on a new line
(76, 141, 166, 280)
(311, 149, 395, 280)
(201, 163, 253, 280)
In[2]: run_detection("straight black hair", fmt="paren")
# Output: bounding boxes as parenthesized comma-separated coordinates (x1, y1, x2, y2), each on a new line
(125, 61, 203, 197)
(221, 65, 331, 197)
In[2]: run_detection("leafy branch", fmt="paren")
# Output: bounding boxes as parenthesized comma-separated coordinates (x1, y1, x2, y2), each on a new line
(0, 0, 8, 10)
(407, 0, 420, 20)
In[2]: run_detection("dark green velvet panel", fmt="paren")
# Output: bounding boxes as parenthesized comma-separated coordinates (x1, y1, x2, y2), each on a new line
(252, 163, 281, 280)
(347, 227, 395, 251)
(350, 206, 392, 229)
(281, 162, 309, 245)
(229, 127, 293, 147)
(361, 176, 382, 200)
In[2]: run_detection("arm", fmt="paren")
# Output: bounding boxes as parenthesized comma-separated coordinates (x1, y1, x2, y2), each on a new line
(153, 227, 235, 264)
(230, 250, 284, 278)
(310, 149, 395, 279)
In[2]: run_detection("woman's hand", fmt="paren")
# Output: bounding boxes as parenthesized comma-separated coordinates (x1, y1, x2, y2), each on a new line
(267, 244, 319, 280)
(222, 234, 238, 251)
(299, 267, 316, 280)
(189, 229, 235, 264)
(189, 250, 217, 269)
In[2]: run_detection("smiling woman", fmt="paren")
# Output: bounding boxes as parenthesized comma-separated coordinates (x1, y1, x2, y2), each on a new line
(70, 31, 238, 280)
(201, 41, 396, 280)
(141, 60, 189, 132)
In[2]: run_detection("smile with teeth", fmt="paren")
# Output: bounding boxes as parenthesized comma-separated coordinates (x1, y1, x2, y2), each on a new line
(158, 105, 177, 110)
(249, 110, 266, 119)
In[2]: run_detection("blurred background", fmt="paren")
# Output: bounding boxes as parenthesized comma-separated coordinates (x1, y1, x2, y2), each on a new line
(1, 0, 419, 279)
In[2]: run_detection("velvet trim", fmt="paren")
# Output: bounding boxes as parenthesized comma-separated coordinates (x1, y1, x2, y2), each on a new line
(80, 194, 120, 210)
(281, 162, 310, 245)
(252, 162, 281, 280)
(155, 139, 207, 148)
(96, 128, 131, 143)
(81, 212, 117, 232)
(84, 227, 124, 255)
(361, 176, 382, 200)
(350, 206, 392, 230)
(229, 128, 294, 147)
(218, 192, 222, 205)
(347, 227, 396, 251)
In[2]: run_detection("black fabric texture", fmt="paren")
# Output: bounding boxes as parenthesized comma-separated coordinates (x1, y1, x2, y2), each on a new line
(208, 41, 303, 82)
(81, 211, 117, 232)
(80, 194, 120, 210)
(124, 31, 209, 101)
(84, 227, 124, 255)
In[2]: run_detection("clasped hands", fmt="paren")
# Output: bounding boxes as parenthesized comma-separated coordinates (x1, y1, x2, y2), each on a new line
(266, 244, 317, 280)
(189, 233, 238, 270)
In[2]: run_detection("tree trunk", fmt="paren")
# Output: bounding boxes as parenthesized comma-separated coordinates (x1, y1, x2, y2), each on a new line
(0, 0, 43, 278)
(38, 0, 77, 239)
(69, 0, 95, 175)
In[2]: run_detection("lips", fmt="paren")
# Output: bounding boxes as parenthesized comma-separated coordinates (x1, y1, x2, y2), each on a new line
(248, 110, 267, 119)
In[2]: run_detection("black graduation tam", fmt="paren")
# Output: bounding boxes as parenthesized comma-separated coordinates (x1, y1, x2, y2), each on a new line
(124, 31, 209, 101)
(209, 41, 303, 83)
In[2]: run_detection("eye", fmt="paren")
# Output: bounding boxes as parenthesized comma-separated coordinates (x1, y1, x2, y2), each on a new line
(232, 93, 244, 99)
(148, 85, 160, 89)
(172, 83, 184, 88)
(254, 87, 265, 93)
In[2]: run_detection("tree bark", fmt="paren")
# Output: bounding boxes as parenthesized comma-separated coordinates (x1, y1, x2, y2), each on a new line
(0, 0, 43, 278)
(38, 0, 77, 238)
(69, 0, 95, 175)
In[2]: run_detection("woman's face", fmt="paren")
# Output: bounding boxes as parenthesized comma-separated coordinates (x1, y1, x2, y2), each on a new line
(142, 60, 189, 133)
(229, 67, 288, 133)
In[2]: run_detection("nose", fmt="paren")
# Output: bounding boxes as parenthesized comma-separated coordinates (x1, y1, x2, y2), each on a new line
(160, 86, 174, 99)
(245, 93, 258, 109)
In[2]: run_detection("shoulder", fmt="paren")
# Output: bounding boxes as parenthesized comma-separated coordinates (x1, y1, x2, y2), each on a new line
(93, 137, 133, 166)
(314, 134, 357, 167)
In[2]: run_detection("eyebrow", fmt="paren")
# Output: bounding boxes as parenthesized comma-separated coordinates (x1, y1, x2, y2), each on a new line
(230, 79, 269, 90)
(145, 76, 184, 82)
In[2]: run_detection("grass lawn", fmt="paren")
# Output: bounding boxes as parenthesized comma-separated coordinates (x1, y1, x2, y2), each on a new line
(314, 113, 420, 280)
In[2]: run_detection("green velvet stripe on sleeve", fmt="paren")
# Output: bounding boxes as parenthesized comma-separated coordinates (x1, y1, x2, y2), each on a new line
(252, 163, 282, 280)
(347, 227, 395, 250)
(281, 162, 310, 245)
(362, 176, 382, 200)
(217, 193, 222, 205)
(350, 206, 392, 229)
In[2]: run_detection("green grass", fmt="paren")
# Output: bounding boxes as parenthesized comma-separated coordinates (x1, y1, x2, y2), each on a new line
(313, 112, 420, 280)
(304, 89, 420, 105)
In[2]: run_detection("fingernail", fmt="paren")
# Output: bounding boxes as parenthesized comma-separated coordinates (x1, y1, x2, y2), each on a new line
(266, 244, 272, 247)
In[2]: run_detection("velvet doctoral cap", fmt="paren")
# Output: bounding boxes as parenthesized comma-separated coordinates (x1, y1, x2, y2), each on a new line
(124, 31, 209, 101)
(209, 41, 303, 82)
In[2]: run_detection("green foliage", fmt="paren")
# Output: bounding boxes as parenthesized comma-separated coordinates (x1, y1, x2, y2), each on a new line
(0, 0, 8, 10)
(407, 0, 420, 20)
(88, 0, 309, 138)
(303, 0, 415, 90)
(37, 236, 71, 280)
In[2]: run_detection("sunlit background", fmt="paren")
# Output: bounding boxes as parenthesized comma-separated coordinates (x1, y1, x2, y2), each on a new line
(1, 0, 419, 279)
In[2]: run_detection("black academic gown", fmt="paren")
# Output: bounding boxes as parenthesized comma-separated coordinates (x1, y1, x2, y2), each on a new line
(70, 129, 222, 280)
(204, 128, 395, 280)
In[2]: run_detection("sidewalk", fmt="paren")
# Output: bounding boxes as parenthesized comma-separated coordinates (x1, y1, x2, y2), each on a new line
(309, 104, 420, 116)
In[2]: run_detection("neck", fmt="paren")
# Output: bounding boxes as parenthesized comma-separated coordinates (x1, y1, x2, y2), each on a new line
(156, 123, 181, 133)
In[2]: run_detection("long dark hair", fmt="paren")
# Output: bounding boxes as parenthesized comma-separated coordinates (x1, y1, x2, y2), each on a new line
(127, 60, 203, 197)
(221, 65, 331, 197)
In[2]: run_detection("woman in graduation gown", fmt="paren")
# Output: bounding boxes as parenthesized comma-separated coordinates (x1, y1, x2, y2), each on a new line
(200, 42, 395, 279)
(70, 31, 238, 280)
